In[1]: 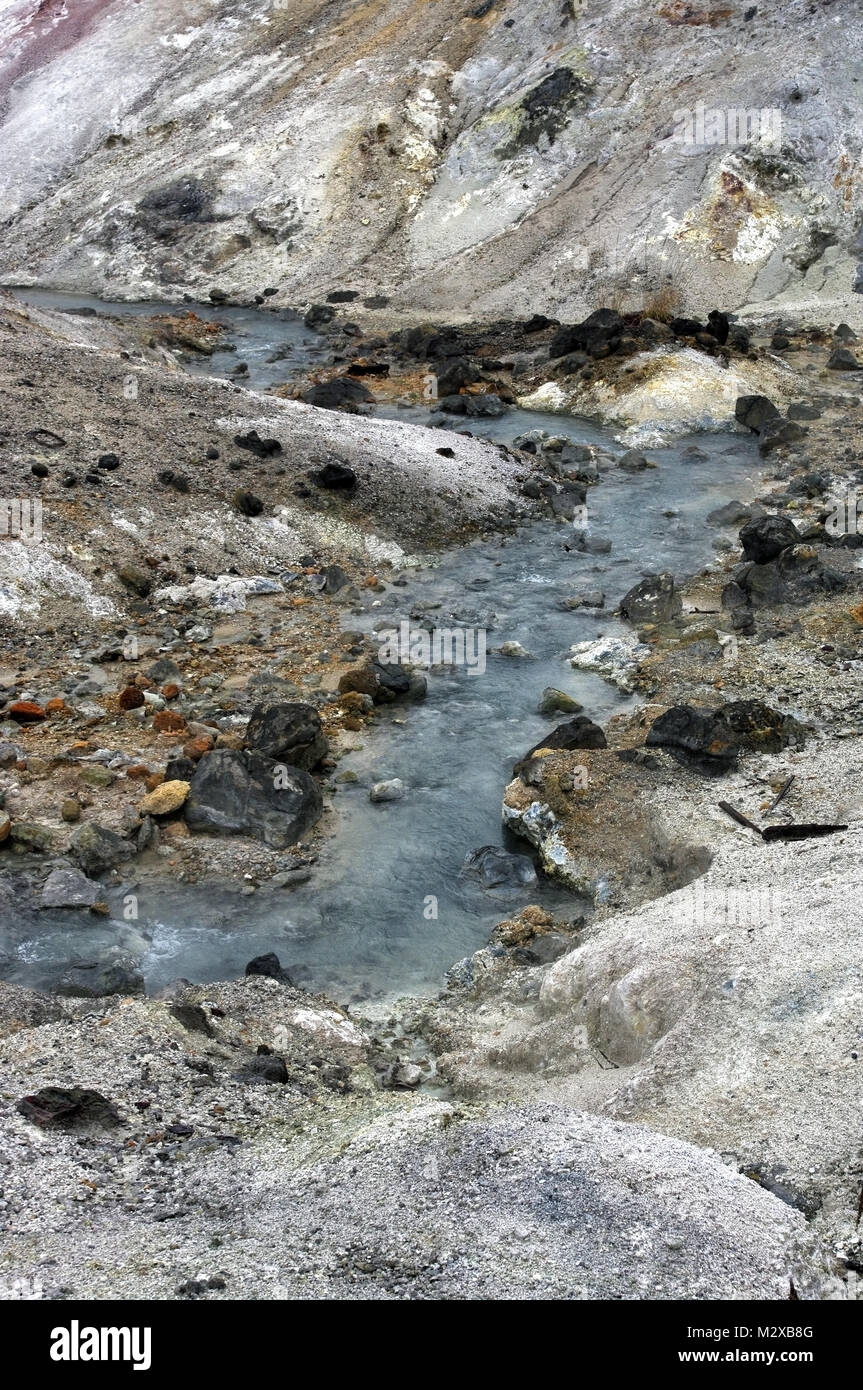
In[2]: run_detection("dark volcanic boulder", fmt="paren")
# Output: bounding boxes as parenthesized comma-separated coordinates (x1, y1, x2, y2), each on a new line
(757, 418, 807, 455)
(720, 700, 805, 754)
(433, 392, 508, 417)
(245, 952, 293, 983)
(461, 845, 537, 890)
(549, 309, 623, 360)
(617, 449, 654, 473)
(669, 316, 704, 337)
(233, 489, 264, 517)
(56, 956, 145, 998)
(309, 461, 357, 490)
(706, 310, 729, 344)
(185, 750, 322, 848)
(301, 377, 374, 411)
(245, 702, 328, 770)
(304, 303, 336, 328)
(17, 1086, 121, 1131)
(233, 430, 282, 457)
(645, 706, 738, 765)
(741, 545, 847, 606)
(518, 715, 607, 770)
(827, 347, 861, 371)
(435, 358, 483, 395)
(646, 701, 802, 765)
(735, 395, 780, 432)
(739, 515, 799, 563)
(619, 573, 681, 626)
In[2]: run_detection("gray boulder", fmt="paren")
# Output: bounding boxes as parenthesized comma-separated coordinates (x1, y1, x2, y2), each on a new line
(461, 845, 537, 890)
(245, 702, 328, 770)
(620, 572, 681, 626)
(68, 824, 136, 877)
(185, 749, 322, 848)
(40, 866, 100, 910)
(739, 514, 800, 563)
(735, 394, 780, 432)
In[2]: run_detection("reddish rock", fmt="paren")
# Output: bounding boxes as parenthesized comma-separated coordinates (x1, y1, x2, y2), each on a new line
(124, 764, 151, 780)
(183, 735, 214, 761)
(44, 698, 67, 715)
(118, 686, 145, 711)
(153, 710, 186, 734)
(338, 663, 378, 697)
(145, 773, 165, 793)
(0, 817, 10, 843)
(8, 701, 46, 723)
(161, 683, 180, 701)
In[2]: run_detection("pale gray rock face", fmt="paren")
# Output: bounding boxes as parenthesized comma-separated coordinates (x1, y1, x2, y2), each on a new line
(0, 1, 860, 323)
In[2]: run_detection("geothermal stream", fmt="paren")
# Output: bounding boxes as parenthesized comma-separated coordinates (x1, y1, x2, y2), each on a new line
(9, 292, 762, 1003)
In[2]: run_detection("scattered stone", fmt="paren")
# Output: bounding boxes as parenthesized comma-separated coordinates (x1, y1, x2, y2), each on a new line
(233, 489, 264, 517)
(827, 347, 861, 371)
(8, 700, 45, 722)
(757, 418, 807, 454)
(233, 430, 282, 457)
(138, 780, 190, 816)
(153, 710, 186, 734)
(538, 688, 583, 715)
(369, 778, 405, 802)
(117, 564, 152, 598)
(17, 1087, 120, 1131)
(735, 395, 780, 432)
(302, 378, 374, 411)
(617, 449, 654, 472)
(309, 461, 358, 490)
(118, 685, 145, 710)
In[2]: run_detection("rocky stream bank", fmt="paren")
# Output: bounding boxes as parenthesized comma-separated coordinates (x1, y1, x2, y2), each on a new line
(1, 291, 863, 1299)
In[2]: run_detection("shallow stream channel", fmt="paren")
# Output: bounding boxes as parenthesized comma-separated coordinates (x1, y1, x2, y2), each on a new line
(10, 291, 763, 1003)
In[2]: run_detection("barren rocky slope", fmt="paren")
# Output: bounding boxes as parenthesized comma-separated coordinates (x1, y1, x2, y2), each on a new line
(0, 0, 861, 323)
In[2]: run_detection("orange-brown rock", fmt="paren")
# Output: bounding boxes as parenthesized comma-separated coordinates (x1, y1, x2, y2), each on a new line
(145, 773, 165, 793)
(183, 735, 213, 761)
(8, 701, 45, 722)
(44, 698, 67, 715)
(153, 710, 186, 734)
(118, 686, 145, 710)
(161, 683, 180, 701)
(161, 820, 190, 840)
(124, 764, 151, 780)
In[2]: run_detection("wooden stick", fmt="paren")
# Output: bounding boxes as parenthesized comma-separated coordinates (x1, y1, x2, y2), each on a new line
(767, 775, 795, 814)
(718, 801, 763, 835)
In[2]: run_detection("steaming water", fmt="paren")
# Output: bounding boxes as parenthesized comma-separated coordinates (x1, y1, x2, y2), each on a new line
(5, 291, 761, 1002)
